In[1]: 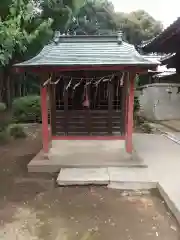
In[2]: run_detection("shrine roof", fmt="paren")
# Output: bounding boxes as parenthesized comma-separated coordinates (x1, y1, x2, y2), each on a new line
(15, 34, 159, 68)
(141, 17, 180, 53)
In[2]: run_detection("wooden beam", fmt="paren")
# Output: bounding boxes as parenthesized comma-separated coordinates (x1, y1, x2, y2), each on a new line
(52, 136, 125, 140)
(14, 65, 152, 74)
(126, 73, 135, 154)
(40, 84, 49, 154)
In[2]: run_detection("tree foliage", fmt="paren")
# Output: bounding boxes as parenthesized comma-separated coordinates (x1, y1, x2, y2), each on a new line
(115, 10, 163, 45)
(0, 0, 163, 107)
(0, 0, 53, 66)
(41, 0, 86, 33)
(67, 2, 163, 44)
(68, 0, 117, 35)
(0, 0, 85, 105)
(0, 0, 163, 67)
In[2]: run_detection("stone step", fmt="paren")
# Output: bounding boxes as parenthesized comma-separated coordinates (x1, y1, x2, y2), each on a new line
(56, 167, 156, 189)
(57, 168, 109, 186)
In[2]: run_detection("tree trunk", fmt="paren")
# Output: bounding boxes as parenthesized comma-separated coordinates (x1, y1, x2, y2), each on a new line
(2, 67, 13, 108)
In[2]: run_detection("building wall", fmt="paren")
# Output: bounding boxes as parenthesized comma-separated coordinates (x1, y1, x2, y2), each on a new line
(139, 83, 180, 120)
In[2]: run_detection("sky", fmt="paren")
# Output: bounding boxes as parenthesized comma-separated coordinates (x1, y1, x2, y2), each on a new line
(111, 0, 179, 28)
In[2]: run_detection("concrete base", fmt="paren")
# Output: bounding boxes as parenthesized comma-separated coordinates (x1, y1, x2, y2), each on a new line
(28, 140, 146, 172)
(49, 140, 132, 168)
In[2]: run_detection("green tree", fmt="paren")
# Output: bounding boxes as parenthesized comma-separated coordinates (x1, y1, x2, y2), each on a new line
(0, 0, 53, 66)
(68, 2, 162, 42)
(0, 0, 87, 106)
(68, 0, 117, 35)
(0, 0, 53, 105)
(41, 0, 86, 33)
(0, 0, 163, 107)
(115, 10, 163, 45)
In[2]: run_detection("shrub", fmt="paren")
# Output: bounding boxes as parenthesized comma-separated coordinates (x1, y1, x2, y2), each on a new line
(0, 102, 8, 132)
(0, 102, 6, 112)
(12, 96, 41, 123)
(0, 129, 9, 143)
(134, 96, 140, 112)
(135, 115, 145, 126)
(0, 120, 9, 132)
(8, 124, 26, 139)
(140, 122, 153, 134)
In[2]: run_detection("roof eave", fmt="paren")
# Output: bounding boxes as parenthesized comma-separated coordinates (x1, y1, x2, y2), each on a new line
(141, 17, 180, 53)
(14, 63, 158, 74)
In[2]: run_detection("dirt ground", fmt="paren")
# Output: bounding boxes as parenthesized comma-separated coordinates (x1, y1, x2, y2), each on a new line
(0, 124, 179, 240)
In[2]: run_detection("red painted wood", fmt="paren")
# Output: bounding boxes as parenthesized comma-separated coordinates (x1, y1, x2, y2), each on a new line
(124, 73, 129, 136)
(126, 73, 135, 153)
(14, 65, 151, 73)
(52, 136, 125, 140)
(41, 86, 49, 153)
(125, 94, 129, 136)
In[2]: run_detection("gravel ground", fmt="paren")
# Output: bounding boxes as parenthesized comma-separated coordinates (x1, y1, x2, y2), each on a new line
(0, 124, 179, 240)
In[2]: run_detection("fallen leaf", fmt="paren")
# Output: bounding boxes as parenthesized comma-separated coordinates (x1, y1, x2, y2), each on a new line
(170, 225, 177, 231)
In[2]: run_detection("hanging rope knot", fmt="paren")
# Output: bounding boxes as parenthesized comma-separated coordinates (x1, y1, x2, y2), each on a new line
(82, 80, 90, 108)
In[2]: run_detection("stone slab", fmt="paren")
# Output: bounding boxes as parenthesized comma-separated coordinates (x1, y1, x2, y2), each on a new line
(108, 182, 157, 190)
(108, 167, 153, 182)
(107, 167, 157, 190)
(57, 168, 109, 186)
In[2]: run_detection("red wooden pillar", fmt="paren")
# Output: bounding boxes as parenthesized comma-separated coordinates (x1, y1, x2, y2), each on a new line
(41, 85, 49, 154)
(124, 73, 129, 137)
(126, 73, 135, 153)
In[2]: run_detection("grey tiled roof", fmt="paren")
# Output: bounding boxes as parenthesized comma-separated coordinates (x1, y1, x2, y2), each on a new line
(140, 17, 180, 53)
(15, 35, 159, 67)
(161, 53, 176, 63)
(153, 71, 176, 78)
(141, 54, 162, 63)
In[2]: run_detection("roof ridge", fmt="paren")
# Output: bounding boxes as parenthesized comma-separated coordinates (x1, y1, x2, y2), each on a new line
(52, 32, 126, 44)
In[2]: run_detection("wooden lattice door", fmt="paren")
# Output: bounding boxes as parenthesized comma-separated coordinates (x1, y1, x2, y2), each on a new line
(54, 73, 125, 136)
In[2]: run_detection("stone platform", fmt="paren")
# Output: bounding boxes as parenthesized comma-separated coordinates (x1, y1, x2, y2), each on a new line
(28, 139, 146, 172)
